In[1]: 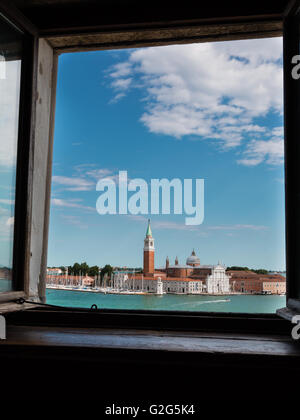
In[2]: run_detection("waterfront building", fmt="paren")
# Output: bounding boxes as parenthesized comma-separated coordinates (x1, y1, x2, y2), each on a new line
(205, 265, 231, 294)
(82, 276, 95, 287)
(228, 270, 286, 294)
(46, 222, 286, 296)
(112, 220, 230, 295)
(0, 267, 11, 280)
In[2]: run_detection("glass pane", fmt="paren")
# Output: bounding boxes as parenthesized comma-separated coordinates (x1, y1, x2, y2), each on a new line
(0, 15, 23, 292)
(47, 38, 285, 313)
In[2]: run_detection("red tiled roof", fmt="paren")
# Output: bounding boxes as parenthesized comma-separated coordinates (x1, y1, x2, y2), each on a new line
(260, 275, 286, 282)
(227, 270, 258, 276)
(229, 274, 285, 283)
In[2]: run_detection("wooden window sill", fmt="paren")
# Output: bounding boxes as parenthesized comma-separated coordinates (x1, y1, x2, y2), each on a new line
(0, 300, 38, 314)
(1, 324, 299, 363)
(1, 308, 299, 401)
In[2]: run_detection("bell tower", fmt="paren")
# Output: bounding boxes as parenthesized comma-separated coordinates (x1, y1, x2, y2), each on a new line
(143, 219, 155, 276)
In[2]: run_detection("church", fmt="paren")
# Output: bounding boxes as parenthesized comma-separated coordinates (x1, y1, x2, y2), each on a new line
(113, 220, 231, 295)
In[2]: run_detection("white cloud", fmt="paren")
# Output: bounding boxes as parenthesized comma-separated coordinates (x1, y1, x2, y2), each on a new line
(237, 126, 284, 166)
(52, 176, 94, 191)
(85, 168, 122, 184)
(0, 199, 14, 205)
(51, 198, 95, 212)
(108, 62, 133, 102)
(127, 214, 267, 233)
(108, 38, 284, 165)
(0, 214, 14, 239)
(85, 168, 113, 179)
(271, 126, 284, 137)
(52, 166, 124, 194)
(111, 77, 132, 90)
(110, 92, 126, 103)
(6, 217, 14, 226)
(110, 62, 132, 78)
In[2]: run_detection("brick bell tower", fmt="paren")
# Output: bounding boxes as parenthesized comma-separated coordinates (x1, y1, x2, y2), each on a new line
(143, 219, 155, 276)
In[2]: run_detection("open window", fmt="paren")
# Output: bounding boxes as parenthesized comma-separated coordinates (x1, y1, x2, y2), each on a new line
(278, 0, 300, 318)
(46, 38, 286, 314)
(0, 7, 35, 304)
(0, 0, 298, 326)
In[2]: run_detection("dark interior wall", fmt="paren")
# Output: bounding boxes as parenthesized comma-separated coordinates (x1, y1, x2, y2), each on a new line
(11, 0, 288, 33)
(1, 349, 298, 401)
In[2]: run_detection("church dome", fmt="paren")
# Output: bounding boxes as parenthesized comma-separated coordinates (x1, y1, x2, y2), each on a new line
(186, 250, 200, 266)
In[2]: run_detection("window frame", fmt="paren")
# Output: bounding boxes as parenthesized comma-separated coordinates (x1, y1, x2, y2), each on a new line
(281, 0, 300, 315)
(0, 3, 37, 303)
(0, 0, 295, 331)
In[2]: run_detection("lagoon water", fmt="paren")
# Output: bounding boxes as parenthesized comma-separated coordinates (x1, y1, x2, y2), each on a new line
(0, 279, 11, 292)
(46, 289, 286, 313)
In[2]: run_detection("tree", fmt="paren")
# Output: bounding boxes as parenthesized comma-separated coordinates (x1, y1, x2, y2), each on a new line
(68, 262, 91, 276)
(100, 265, 113, 286)
(88, 265, 100, 277)
(226, 266, 269, 275)
(253, 269, 268, 275)
(80, 262, 89, 275)
(226, 266, 250, 272)
(71, 263, 81, 275)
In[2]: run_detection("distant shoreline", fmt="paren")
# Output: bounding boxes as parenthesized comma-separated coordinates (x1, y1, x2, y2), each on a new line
(46, 285, 285, 296)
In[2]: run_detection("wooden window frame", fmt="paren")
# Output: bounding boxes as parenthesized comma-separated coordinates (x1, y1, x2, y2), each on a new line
(277, 0, 300, 320)
(0, 2, 38, 303)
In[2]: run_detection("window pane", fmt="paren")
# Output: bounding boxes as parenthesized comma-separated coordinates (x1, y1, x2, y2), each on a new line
(0, 15, 23, 292)
(47, 38, 285, 313)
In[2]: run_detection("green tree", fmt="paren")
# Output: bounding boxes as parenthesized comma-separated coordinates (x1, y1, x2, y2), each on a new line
(226, 266, 250, 272)
(226, 266, 268, 275)
(80, 262, 89, 275)
(88, 265, 100, 277)
(72, 263, 81, 275)
(253, 269, 268, 275)
(100, 265, 113, 286)
(68, 262, 90, 275)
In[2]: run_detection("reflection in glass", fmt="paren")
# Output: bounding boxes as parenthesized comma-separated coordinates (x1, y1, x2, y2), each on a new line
(0, 16, 23, 292)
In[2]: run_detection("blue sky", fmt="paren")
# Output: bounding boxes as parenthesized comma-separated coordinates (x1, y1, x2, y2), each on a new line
(47, 37, 285, 270)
